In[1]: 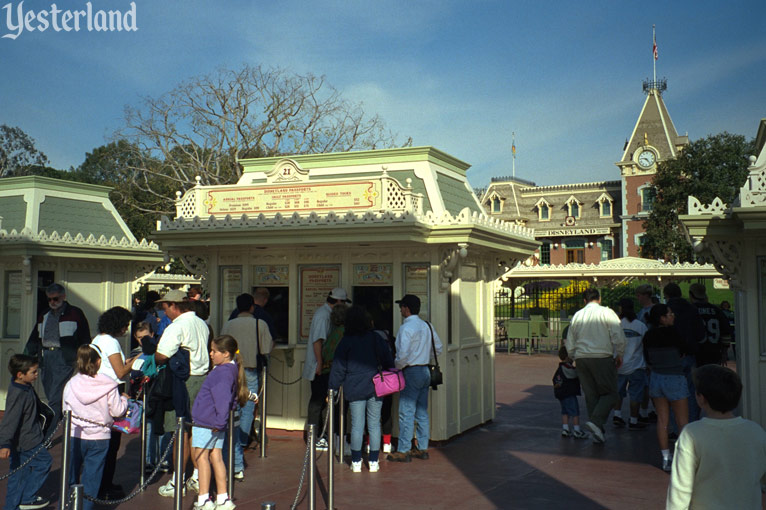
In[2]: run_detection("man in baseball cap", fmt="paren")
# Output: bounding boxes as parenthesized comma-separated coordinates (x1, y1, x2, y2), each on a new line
(302, 287, 351, 450)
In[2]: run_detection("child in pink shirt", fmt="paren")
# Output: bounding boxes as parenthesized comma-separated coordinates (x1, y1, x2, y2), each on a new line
(63, 344, 127, 510)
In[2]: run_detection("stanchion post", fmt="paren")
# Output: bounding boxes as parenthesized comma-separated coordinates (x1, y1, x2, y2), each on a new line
(261, 503, 276, 510)
(227, 408, 235, 498)
(327, 389, 334, 510)
(71, 483, 84, 510)
(174, 417, 185, 510)
(59, 410, 72, 510)
(338, 386, 345, 460)
(140, 390, 147, 488)
(308, 424, 316, 510)
(259, 365, 267, 458)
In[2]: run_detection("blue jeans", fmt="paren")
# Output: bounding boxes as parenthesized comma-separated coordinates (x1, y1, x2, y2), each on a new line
(42, 348, 73, 427)
(5, 444, 52, 510)
(69, 437, 109, 510)
(349, 396, 383, 462)
(682, 356, 700, 422)
(238, 368, 259, 447)
(397, 365, 431, 453)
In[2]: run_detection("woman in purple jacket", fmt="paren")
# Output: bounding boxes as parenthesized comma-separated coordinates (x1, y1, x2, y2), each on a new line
(329, 306, 394, 474)
(191, 335, 248, 510)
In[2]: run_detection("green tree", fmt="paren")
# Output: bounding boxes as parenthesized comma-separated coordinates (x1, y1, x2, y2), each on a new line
(642, 132, 756, 262)
(0, 125, 48, 177)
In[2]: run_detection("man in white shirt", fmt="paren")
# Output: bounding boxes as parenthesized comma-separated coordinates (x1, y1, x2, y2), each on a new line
(302, 288, 350, 450)
(153, 289, 211, 497)
(565, 288, 625, 444)
(221, 293, 273, 451)
(387, 294, 443, 463)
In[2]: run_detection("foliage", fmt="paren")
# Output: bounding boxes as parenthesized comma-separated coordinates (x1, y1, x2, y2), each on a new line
(0, 125, 48, 177)
(642, 132, 756, 262)
(116, 64, 409, 216)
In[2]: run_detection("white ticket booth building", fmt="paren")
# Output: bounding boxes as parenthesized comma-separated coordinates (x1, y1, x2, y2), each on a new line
(154, 147, 538, 440)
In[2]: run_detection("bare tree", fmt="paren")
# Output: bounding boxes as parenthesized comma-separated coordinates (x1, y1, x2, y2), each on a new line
(0, 125, 49, 177)
(117, 64, 408, 212)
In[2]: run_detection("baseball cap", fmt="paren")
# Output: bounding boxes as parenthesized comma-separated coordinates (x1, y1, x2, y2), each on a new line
(688, 283, 707, 301)
(328, 288, 351, 303)
(395, 294, 420, 310)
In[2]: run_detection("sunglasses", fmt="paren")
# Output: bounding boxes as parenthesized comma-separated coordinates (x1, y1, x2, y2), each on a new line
(47, 296, 62, 303)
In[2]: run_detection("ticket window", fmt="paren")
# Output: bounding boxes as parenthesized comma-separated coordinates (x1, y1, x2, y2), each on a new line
(257, 286, 289, 344)
(352, 286, 394, 337)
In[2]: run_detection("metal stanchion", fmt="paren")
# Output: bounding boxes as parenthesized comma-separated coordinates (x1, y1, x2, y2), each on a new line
(327, 389, 334, 510)
(227, 408, 235, 498)
(71, 483, 83, 510)
(259, 365, 267, 458)
(140, 391, 147, 488)
(174, 417, 185, 510)
(308, 424, 316, 510)
(338, 386, 345, 460)
(261, 503, 276, 510)
(59, 410, 72, 510)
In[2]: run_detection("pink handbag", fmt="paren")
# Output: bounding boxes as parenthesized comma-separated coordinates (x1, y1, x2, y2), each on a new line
(372, 369, 405, 397)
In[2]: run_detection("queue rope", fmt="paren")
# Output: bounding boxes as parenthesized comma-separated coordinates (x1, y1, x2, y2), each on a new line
(290, 405, 331, 510)
(268, 372, 303, 386)
(0, 418, 64, 481)
(80, 429, 177, 506)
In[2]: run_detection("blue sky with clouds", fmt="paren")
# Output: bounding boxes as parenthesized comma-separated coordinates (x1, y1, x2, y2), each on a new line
(3, 0, 765, 188)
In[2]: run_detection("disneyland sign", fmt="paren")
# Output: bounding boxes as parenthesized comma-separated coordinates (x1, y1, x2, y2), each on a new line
(2, 1, 137, 39)
(536, 227, 611, 237)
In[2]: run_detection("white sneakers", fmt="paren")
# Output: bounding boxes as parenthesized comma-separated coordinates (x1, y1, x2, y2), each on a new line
(193, 500, 236, 510)
(193, 501, 216, 510)
(216, 500, 237, 510)
(382, 443, 392, 453)
(368, 460, 380, 473)
(186, 476, 200, 493)
(158, 479, 186, 498)
(351, 460, 362, 473)
(585, 421, 605, 443)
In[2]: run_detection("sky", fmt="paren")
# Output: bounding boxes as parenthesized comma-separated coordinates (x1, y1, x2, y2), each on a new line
(2, 0, 766, 189)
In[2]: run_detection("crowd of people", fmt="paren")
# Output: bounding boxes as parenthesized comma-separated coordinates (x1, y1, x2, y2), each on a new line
(0, 283, 445, 509)
(560, 283, 765, 508)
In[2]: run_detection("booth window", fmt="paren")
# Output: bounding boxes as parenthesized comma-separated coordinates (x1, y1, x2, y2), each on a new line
(35, 270, 55, 317)
(565, 239, 585, 264)
(540, 242, 551, 265)
(4, 271, 22, 338)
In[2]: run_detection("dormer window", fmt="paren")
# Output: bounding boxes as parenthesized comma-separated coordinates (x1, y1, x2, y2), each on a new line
(565, 196, 582, 219)
(535, 198, 552, 221)
(485, 192, 504, 214)
(596, 193, 613, 218)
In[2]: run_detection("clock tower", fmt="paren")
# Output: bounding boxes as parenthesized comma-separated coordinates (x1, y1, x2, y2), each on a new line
(616, 78, 689, 257)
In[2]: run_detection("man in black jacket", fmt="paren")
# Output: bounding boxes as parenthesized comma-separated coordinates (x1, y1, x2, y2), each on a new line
(24, 283, 91, 426)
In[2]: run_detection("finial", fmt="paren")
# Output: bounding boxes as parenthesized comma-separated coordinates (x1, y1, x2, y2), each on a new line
(195, 176, 202, 186)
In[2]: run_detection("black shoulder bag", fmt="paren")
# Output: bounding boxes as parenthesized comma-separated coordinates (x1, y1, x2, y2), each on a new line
(255, 318, 268, 373)
(426, 322, 443, 390)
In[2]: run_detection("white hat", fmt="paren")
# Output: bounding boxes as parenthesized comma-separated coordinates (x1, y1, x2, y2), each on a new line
(329, 287, 351, 303)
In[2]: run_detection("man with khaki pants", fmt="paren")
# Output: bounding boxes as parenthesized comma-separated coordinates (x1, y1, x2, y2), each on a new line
(566, 288, 626, 444)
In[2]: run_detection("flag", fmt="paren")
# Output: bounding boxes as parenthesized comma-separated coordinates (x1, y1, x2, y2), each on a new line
(512, 132, 516, 156)
(653, 30, 658, 60)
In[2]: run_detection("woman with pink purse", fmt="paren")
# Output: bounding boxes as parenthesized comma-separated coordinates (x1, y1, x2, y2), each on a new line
(328, 306, 395, 474)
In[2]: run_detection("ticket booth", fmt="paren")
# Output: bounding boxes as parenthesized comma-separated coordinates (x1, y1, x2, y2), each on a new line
(153, 146, 538, 440)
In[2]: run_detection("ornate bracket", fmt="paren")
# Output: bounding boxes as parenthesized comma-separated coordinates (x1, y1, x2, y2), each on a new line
(439, 243, 468, 291)
(693, 237, 742, 289)
(179, 255, 209, 280)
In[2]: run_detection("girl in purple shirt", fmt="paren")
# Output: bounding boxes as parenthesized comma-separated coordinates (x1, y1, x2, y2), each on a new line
(190, 335, 248, 510)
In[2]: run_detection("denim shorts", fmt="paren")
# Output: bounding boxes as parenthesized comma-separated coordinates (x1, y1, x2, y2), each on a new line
(648, 372, 689, 401)
(191, 426, 225, 449)
(618, 369, 647, 402)
(559, 395, 579, 417)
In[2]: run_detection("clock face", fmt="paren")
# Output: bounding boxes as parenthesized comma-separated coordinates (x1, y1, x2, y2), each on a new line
(637, 149, 656, 168)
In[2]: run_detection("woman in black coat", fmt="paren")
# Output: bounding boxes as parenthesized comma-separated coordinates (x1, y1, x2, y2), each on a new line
(328, 306, 394, 473)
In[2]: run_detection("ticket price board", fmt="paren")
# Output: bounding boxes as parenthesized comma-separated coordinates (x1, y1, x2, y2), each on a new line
(299, 265, 340, 341)
(204, 181, 381, 216)
(403, 263, 430, 321)
(254, 265, 289, 286)
(220, 266, 242, 321)
(353, 264, 392, 286)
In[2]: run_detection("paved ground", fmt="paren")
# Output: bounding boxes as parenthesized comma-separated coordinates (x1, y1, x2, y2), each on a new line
(0, 353, 697, 509)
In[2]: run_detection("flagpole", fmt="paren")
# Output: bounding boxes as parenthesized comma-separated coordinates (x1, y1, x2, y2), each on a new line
(512, 131, 516, 180)
(652, 25, 657, 83)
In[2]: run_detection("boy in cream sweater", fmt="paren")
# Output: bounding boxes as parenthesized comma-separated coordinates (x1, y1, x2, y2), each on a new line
(666, 365, 766, 509)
